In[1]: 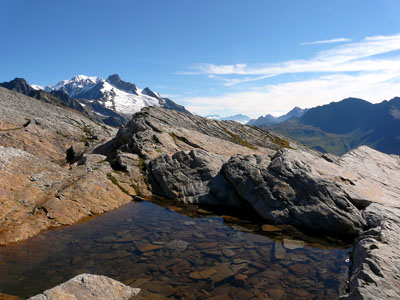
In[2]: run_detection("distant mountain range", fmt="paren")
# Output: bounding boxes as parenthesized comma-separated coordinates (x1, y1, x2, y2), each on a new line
(0, 74, 189, 127)
(247, 107, 308, 126)
(205, 114, 250, 124)
(260, 97, 400, 155)
(3, 75, 400, 156)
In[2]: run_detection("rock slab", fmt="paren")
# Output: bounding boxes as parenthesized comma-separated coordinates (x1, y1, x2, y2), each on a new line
(28, 274, 140, 300)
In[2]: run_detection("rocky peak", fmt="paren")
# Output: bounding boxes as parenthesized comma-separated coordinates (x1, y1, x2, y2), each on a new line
(0, 77, 32, 94)
(141, 87, 160, 99)
(106, 73, 138, 94)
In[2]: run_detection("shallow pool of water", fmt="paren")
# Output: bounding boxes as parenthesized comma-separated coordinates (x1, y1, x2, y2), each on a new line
(0, 201, 350, 299)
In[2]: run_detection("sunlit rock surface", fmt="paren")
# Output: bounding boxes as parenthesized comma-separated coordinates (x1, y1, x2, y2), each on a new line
(28, 274, 140, 300)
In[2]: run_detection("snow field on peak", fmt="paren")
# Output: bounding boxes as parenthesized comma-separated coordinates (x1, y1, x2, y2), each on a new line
(41, 74, 165, 115)
(100, 81, 161, 115)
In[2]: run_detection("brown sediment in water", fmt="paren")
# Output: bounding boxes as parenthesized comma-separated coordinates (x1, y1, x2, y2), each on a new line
(0, 201, 351, 299)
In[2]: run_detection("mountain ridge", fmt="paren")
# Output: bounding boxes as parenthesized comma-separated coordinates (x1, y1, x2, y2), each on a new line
(205, 113, 250, 124)
(263, 97, 400, 155)
(247, 106, 308, 126)
(0, 75, 190, 127)
(42, 74, 190, 117)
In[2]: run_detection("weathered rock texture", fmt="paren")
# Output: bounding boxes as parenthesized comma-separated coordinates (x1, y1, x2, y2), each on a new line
(113, 106, 293, 160)
(221, 151, 366, 235)
(111, 107, 400, 238)
(148, 149, 239, 205)
(2, 89, 400, 300)
(28, 274, 140, 300)
(111, 107, 400, 299)
(109, 106, 304, 206)
(0, 88, 135, 245)
(0, 87, 115, 163)
(340, 203, 400, 299)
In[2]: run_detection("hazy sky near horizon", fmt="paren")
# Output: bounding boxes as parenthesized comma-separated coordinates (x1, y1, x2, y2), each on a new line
(2, 0, 400, 117)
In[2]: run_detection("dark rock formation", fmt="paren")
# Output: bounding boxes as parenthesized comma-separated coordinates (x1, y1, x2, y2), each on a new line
(111, 107, 400, 236)
(107, 74, 138, 94)
(148, 149, 235, 205)
(340, 203, 400, 299)
(222, 150, 366, 235)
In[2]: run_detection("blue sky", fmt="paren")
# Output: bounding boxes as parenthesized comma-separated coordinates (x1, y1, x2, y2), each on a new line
(2, 0, 400, 117)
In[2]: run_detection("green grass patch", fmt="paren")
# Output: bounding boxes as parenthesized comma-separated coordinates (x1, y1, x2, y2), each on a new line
(267, 135, 291, 149)
(106, 173, 130, 196)
(82, 125, 91, 134)
(138, 157, 145, 171)
(0, 118, 31, 132)
(130, 183, 142, 197)
(0, 127, 23, 132)
(221, 127, 258, 150)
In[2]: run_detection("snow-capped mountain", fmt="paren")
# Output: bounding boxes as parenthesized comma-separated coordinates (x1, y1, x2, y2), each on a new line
(41, 74, 189, 118)
(205, 114, 250, 124)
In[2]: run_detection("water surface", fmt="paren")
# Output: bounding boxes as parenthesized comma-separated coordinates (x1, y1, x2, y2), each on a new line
(0, 201, 350, 299)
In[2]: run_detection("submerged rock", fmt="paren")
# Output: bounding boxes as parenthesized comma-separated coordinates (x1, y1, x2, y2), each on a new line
(28, 274, 140, 300)
(0, 293, 24, 300)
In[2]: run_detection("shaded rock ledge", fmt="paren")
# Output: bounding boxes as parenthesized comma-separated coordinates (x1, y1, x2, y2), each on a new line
(28, 274, 140, 300)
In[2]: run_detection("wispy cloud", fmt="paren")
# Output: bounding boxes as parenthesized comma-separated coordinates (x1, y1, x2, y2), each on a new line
(186, 33, 400, 86)
(180, 33, 400, 118)
(300, 37, 352, 46)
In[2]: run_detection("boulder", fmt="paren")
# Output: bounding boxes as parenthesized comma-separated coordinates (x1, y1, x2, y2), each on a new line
(149, 149, 228, 204)
(222, 150, 366, 235)
(28, 274, 140, 300)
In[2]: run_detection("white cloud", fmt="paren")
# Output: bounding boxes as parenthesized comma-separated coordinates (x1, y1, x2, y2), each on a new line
(180, 33, 400, 117)
(188, 33, 400, 85)
(300, 37, 352, 46)
(183, 70, 400, 118)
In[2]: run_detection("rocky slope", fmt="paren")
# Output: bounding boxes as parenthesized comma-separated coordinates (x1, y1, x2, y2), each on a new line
(0, 87, 137, 245)
(108, 107, 400, 236)
(1, 87, 399, 299)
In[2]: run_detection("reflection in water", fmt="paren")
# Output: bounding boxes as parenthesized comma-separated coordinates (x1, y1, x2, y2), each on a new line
(0, 201, 350, 299)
